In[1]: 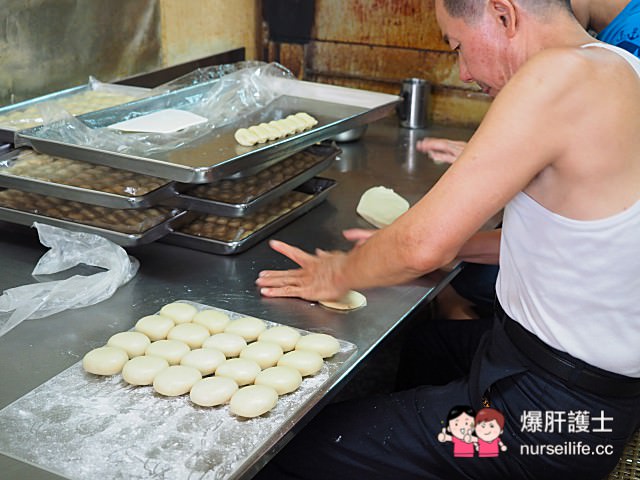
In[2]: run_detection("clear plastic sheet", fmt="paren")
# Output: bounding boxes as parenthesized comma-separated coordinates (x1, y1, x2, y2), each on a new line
(0, 149, 170, 196)
(0, 301, 357, 480)
(0, 77, 148, 131)
(0, 223, 139, 337)
(17, 62, 294, 157)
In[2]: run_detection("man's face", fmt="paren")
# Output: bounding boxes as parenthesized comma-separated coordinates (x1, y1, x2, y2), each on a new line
(435, 0, 513, 97)
(476, 419, 502, 442)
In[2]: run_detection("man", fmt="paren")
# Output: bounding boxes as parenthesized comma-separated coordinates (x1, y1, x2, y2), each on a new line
(255, 0, 640, 478)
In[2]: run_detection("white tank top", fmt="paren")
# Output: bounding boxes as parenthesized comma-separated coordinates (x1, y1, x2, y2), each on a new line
(496, 43, 640, 377)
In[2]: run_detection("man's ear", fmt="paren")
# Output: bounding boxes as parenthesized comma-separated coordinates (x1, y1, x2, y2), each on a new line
(489, 0, 518, 38)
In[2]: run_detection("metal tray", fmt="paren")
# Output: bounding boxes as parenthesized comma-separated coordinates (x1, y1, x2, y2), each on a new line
(166, 142, 339, 216)
(16, 79, 399, 183)
(0, 83, 150, 143)
(163, 177, 336, 255)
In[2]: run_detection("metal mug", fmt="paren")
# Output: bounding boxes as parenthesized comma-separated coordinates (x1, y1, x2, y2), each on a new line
(397, 78, 431, 129)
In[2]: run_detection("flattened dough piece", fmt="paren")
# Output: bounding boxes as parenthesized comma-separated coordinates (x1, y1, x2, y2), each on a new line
(295, 333, 340, 358)
(319, 290, 367, 311)
(122, 355, 169, 386)
(356, 186, 410, 228)
(202, 332, 247, 357)
(145, 339, 191, 365)
(135, 314, 175, 341)
(277, 350, 324, 376)
(153, 365, 202, 396)
(224, 316, 266, 342)
(193, 309, 230, 334)
(258, 325, 301, 352)
(167, 323, 210, 349)
(159, 302, 198, 324)
(82, 346, 129, 376)
(234, 128, 260, 147)
(190, 376, 238, 407)
(255, 365, 302, 395)
(240, 341, 283, 369)
(230, 385, 278, 418)
(215, 358, 261, 386)
(107, 331, 151, 358)
(180, 348, 226, 376)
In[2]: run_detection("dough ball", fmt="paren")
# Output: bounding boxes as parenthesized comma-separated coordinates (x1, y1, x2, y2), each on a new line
(319, 290, 367, 311)
(180, 348, 226, 376)
(107, 331, 151, 358)
(356, 186, 410, 228)
(189, 376, 238, 407)
(234, 127, 259, 147)
(277, 350, 324, 376)
(159, 302, 198, 324)
(202, 332, 247, 357)
(135, 314, 175, 341)
(82, 346, 129, 376)
(193, 309, 230, 334)
(167, 323, 210, 349)
(240, 341, 283, 369)
(295, 333, 340, 358)
(153, 365, 202, 397)
(258, 325, 301, 352)
(145, 339, 191, 365)
(122, 355, 169, 386)
(230, 385, 278, 418)
(224, 316, 266, 342)
(255, 366, 302, 395)
(215, 358, 261, 386)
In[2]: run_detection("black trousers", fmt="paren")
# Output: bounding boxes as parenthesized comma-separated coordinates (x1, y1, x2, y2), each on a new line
(255, 310, 640, 480)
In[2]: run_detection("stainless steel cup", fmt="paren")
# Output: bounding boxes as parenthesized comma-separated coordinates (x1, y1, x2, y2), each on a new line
(397, 78, 430, 129)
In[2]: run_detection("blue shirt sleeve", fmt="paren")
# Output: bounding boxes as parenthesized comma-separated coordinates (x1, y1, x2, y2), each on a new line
(596, 0, 640, 57)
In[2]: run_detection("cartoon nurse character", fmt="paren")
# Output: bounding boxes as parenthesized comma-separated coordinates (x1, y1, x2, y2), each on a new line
(473, 407, 508, 457)
(437, 405, 476, 457)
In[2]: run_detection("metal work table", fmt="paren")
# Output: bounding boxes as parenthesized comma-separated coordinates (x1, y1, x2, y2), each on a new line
(0, 116, 474, 479)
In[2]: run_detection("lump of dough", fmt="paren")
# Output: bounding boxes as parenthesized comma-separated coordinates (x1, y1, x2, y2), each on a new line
(215, 358, 261, 386)
(224, 316, 266, 342)
(122, 355, 169, 386)
(356, 186, 410, 228)
(180, 348, 226, 376)
(319, 290, 367, 311)
(255, 366, 302, 395)
(234, 128, 260, 147)
(145, 339, 191, 365)
(82, 346, 129, 376)
(230, 385, 278, 418)
(295, 333, 340, 358)
(135, 314, 175, 341)
(107, 331, 151, 358)
(153, 365, 202, 397)
(202, 332, 247, 357)
(167, 323, 210, 349)
(240, 341, 283, 369)
(159, 302, 198, 324)
(258, 325, 300, 352)
(193, 309, 230, 334)
(189, 376, 238, 407)
(277, 350, 324, 376)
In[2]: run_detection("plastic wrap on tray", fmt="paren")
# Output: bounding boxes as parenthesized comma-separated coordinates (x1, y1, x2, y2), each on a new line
(0, 77, 148, 132)
(0, 189, 177, 234)
(0, 149, 170, 196)
(186, 147, 330, 204)
(179, 190, 313, 242)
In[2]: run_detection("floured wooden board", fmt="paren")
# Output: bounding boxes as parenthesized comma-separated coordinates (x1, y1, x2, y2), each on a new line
(0, 301, 357, 480)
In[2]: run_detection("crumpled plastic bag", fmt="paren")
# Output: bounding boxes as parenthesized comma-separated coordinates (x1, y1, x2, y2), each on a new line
(0, 223, 139, 337)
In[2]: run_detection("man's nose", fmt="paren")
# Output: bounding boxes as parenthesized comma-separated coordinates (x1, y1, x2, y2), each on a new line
(458, 58, 474, 83)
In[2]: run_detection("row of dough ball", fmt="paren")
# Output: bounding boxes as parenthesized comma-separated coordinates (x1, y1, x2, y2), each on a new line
(234, 112, 318, 147)
(82, 302, 341, 418)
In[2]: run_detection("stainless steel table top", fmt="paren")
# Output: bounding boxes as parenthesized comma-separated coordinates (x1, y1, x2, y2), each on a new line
(0, 116, 475, 479)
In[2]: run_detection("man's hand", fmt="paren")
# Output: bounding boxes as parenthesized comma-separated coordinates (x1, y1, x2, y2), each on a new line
(416, 138, 467, 164)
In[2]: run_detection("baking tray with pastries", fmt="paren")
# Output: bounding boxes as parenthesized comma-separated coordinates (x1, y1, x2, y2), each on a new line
(0, 188, 190, 246)
(162, 177, 336, 255)
(0, 148, 176, 209)
(167, 142, 340, 216)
